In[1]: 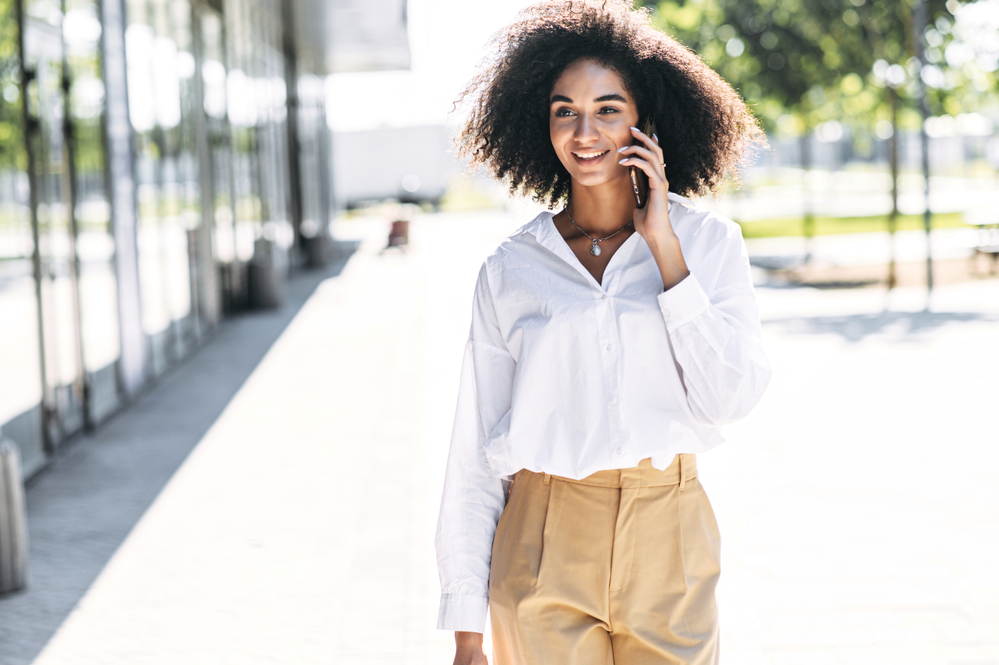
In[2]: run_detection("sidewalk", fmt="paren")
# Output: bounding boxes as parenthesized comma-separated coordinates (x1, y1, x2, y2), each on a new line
(0, 250, 362, 664)
(2, 208, 998, 664)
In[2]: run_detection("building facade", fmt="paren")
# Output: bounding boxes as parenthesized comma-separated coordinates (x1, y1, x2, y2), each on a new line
(0, 0, 338, 478)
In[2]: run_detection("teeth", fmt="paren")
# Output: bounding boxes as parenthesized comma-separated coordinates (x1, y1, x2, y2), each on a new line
(576, 150, 607, 159)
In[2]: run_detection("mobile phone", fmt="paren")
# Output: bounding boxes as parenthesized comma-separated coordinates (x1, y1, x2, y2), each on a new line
(629, 116, 658, 209)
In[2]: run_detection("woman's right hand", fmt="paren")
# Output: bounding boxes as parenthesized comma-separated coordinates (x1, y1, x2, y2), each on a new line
(453, 631, 488, 665)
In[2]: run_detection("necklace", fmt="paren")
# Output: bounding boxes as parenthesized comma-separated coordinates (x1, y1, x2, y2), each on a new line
(564, 209, 633, 257)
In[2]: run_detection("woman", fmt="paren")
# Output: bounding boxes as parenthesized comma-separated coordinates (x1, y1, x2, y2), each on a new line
(436, 2, 771, 663)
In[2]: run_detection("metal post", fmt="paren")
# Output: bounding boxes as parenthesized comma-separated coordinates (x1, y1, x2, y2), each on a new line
(281, 0, 306, 266)
(60, 0, 91, 430)
(0, 436, 29, 595)
(98, 0, 147, 395)
(15, 0, 54, 454)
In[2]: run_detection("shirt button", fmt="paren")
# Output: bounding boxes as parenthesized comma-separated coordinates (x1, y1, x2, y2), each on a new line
(615, 448, 624, 456)
(602, 294, 608, 300)
(606, 344, 613, 351)
(662, 308, 670, 316)
(608, 395, 616, 405)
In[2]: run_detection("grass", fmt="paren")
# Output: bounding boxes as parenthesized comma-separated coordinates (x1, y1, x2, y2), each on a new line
(438, 176, 504, 212)
(737, 211, 968, 239)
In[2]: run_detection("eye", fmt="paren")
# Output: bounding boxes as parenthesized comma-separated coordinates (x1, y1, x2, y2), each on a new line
(553, 107, 575, 118)
(598, 106, 620, 115)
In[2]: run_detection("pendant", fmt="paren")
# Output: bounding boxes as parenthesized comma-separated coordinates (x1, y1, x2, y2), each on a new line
(590, 240, 602, 256)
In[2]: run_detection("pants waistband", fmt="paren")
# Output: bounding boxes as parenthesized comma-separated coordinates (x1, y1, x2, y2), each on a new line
(520, 455, 697, 490)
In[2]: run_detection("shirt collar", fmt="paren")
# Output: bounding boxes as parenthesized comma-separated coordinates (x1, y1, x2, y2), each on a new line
(523, 196, 682, 252)
(521, 210, 562, 252)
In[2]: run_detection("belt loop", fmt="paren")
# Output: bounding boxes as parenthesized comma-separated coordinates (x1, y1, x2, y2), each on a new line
(678, 455, 686, 492)
(542, 473, 551, 486)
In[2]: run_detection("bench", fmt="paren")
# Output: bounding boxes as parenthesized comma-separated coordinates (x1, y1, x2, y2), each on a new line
(965, 208, 999, 275)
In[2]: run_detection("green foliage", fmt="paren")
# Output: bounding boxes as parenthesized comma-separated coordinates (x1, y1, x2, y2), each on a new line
(0, 0, 26, 171)
(643, 0, 971, 134)
(926, 5, 999, 112)
(67, 63, 108, 178)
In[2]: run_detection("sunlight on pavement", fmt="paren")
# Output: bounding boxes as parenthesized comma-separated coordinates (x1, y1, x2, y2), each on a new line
(29, 206, 999, 664)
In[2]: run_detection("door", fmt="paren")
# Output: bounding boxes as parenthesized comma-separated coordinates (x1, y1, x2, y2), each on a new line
(20, 0, 86, 449)
(195, 4, 238, 314)
(0, 0, 46, 474)
(126, 0, 203, 373)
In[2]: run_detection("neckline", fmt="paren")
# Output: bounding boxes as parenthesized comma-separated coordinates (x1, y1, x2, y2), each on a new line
(539, 211, 643, 290)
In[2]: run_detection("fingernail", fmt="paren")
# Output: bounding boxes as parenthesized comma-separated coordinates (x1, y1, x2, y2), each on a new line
(618, 158, 628, 164)
(630, 126, 639, 131)
(617, 146, 628, 153)
(653, 133, 658, 142)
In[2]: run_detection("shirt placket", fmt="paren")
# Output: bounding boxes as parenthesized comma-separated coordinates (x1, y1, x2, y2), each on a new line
(596, 286, 627, 460)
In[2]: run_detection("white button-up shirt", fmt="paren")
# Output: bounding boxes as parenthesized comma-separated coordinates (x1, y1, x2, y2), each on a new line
(436, 193, 771, 633)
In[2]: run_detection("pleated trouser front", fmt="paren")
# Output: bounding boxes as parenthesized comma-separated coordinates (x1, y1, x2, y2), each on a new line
(488, 455, 721, 665)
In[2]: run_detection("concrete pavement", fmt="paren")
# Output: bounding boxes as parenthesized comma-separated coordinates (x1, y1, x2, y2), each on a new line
(0, 249, 360, 664)
(1, 205, 998, 664)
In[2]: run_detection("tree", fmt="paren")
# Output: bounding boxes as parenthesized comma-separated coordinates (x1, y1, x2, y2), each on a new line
(0, 0, 25, 173)
(643, 0, 972, 279)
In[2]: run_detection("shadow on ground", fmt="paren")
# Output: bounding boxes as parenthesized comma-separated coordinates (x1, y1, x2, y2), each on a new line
(0, 242, 358, 665)
(763, 309, 993, 343)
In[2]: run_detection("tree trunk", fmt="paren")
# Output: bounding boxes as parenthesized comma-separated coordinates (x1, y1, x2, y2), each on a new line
(800, 131, 814, 264)
(888, 86, 899, 289)
(915, 0, 933, 292)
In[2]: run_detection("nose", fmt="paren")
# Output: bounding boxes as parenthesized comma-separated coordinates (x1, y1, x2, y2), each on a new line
(574, 113, 599, 144)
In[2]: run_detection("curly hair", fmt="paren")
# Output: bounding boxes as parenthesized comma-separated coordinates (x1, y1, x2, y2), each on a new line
(456, 0, 765, 206)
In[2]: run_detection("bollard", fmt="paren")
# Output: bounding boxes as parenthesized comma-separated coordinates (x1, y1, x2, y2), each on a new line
(0, 437, 28, 594)
(248, 238, 285, 309)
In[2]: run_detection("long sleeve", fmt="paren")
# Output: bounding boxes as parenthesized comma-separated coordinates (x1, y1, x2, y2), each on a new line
(435, 265, 515, 633)
(657, 222, 771, 425)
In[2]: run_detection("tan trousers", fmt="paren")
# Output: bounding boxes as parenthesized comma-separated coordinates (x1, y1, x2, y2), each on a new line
(489, 455, 720, 665)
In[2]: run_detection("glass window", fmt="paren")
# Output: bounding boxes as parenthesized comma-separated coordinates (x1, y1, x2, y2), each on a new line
(20, 0, 87, 443)
(224, 0, 293, 268)
(65, 0, 122, 380)
(126, 0, 202, 367)
(0, 0, 44, 435)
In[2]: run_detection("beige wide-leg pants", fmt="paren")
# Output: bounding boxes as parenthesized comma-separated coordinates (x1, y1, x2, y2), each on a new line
(489, 455, 720, 665)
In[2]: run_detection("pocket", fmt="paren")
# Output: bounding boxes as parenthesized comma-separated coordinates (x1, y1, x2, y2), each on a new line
(692, 479, 722, 565)
(489, 472, 553, 599)
(676, 479, 721, 641)
(679, 480, 721, 573)
(533, 479, 556, 586)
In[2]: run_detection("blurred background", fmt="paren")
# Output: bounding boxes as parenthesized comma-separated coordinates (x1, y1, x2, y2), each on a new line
(0, 0, 997, 663)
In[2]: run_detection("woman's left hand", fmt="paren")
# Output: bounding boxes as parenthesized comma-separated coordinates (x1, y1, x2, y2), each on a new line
(617, 127, 690, 289)
(617, 126, 672, 242)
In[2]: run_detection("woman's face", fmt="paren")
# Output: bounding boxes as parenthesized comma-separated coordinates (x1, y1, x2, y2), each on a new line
(549, 58, 640, 190)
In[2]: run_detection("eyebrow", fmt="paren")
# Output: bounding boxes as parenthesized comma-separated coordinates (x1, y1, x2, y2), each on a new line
(550, 93, 628, 104)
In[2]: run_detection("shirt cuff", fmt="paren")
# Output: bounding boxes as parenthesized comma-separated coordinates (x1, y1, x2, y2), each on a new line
(437, 593, 489, 633)
(657, 273, 711, 333)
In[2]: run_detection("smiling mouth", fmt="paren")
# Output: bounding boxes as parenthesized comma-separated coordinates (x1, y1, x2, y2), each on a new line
(572, 149, 609, 165)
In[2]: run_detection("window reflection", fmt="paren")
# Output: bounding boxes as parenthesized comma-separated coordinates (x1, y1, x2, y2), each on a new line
(199, 8, 237, 276)
(65, 0, 120, 391)
(126, 0, 200, 369)
(0, 1, 43, 432)
(2, 0, 334, 473)
(226, 0, 293, 267)
(18, 0, 88, 447)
